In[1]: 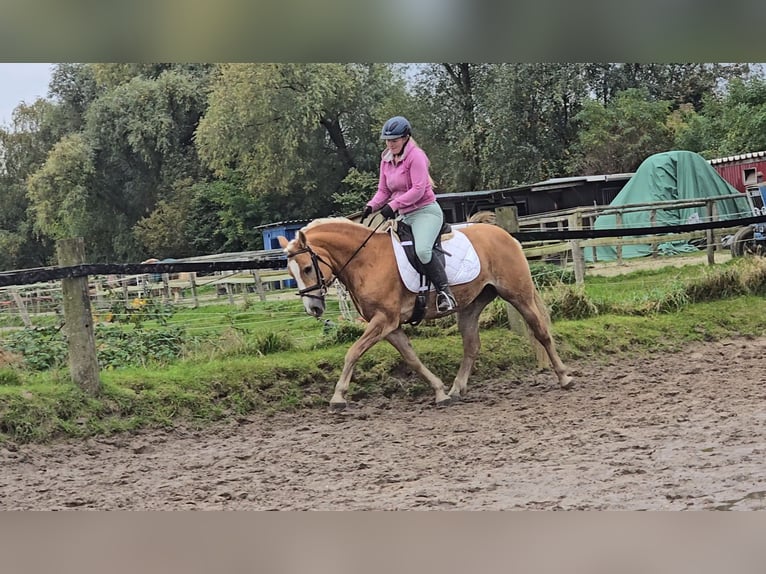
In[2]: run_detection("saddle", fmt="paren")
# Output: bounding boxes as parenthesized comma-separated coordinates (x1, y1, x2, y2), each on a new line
(392, 220, 452, 325)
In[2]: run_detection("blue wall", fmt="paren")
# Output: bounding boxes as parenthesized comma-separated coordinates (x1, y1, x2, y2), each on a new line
(261, 224, 304, 288)
(262, 224, 303, 250)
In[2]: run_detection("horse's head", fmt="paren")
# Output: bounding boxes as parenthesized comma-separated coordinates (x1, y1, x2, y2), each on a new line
(278, 230, 332, 318)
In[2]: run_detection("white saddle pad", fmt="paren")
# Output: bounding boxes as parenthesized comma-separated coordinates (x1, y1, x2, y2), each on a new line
(391, 228, 481, 293)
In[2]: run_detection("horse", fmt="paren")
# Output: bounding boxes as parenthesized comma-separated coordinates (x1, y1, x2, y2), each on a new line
(277, 217, 573, 410)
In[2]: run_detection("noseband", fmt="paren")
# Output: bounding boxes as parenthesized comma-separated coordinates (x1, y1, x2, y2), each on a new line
(287, 246, 333, 300)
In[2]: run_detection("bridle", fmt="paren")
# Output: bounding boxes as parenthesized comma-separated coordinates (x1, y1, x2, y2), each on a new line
(286, 246, 334, 301)
(286, 219, 386, 301)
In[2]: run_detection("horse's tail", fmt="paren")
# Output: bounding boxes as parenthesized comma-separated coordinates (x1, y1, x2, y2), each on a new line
(530, 290, 553, 368)
(533, 290, 552, 330)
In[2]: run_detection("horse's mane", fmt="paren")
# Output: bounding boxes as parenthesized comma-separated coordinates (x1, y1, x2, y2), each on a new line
(304, 217, 371, 231)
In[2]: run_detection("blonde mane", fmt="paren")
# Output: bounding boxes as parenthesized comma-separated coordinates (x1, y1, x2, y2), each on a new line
(304, 217, 365, 230)
(304, 217, 384, 233)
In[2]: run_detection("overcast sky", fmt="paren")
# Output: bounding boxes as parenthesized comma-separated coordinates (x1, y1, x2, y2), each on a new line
(0, 63, 54, 127)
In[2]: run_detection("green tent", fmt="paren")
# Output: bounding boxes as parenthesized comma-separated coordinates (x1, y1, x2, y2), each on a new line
(589, 150, 752, 261)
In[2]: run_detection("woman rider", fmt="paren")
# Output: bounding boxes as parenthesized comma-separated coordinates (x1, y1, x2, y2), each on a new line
(362, 116, 457, 313)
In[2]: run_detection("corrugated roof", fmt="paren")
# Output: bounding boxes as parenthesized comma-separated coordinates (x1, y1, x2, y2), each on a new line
(252, 219, 311, 231)
(530, 173, 634, 191)
(709, 151, 766, 165)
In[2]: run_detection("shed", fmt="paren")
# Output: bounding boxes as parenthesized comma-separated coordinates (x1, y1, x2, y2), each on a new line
(255, 220, 310, 250)
(436, 173, 634, 223)
(709, 151, 766, 193)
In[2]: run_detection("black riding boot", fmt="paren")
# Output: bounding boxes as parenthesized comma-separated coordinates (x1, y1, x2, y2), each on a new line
(423, 258, 457, 313)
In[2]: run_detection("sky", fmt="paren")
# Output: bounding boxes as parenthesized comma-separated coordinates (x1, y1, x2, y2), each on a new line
(0, 63, 54, 128)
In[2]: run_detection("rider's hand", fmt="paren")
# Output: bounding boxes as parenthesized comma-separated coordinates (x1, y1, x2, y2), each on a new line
(380, 204, 396, 220)
(361, 205, 373, 222)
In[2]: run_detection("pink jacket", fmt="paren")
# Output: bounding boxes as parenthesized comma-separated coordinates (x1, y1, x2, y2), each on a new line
(367, 140, 436, 214)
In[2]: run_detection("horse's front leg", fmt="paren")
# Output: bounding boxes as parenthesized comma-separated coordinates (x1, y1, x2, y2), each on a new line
(385, 328, 451, 406)
(330, 316, 394, 410)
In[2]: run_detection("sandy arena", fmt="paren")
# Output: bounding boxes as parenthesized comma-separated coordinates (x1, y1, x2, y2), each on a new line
(2, 335, 766, 510)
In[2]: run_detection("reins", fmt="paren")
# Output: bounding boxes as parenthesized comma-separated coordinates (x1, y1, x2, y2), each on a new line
(333, 217, 387, 278)
(288, 217, 387, 300)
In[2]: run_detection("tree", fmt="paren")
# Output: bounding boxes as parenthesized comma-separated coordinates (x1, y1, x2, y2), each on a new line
(582, 63, 750, 111)
(0, 99, 61, 269)
(409, 63, 494, 192)
(480, 63, 588, 186)
(195, 63, 406, 219)
(572, 88, 674, 174)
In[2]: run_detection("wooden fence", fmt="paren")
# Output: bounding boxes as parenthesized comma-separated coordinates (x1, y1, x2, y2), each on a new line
(1, 195, 762, 393)
(511, 193, 752, 284)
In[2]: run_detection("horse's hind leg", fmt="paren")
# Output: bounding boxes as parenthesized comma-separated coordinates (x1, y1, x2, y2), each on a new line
(385, 328, 451, 406)
(449, 288, 496, 399)
(502, 289, 573, 389)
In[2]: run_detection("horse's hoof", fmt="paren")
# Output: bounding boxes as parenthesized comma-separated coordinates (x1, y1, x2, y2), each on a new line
(329, 402, 347, 412)
(435, 396, 453, 408)
(560, 376, 574, 390)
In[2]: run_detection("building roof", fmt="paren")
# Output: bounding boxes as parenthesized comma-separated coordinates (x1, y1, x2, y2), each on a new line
(709, 150, 766, 165)
(435, 173, 635, 200)
(530, 173, 634, 191)
(252, 219, 311, 231)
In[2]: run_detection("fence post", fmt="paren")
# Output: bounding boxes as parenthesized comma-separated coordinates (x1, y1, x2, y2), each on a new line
(10, 289, 32, 328)
(568, 210, 585, 285)
(615, 212, 624, 265)
(251, 270, 266, 302)
(706, 200, 716, 266)
(190, 273, 199, 308)
(495, 206, 519, 233)
(56, 238, 102, 395)
(161, 273, 171, 303)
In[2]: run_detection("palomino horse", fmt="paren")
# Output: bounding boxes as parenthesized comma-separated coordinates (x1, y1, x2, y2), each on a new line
(278, 217, 573, 409)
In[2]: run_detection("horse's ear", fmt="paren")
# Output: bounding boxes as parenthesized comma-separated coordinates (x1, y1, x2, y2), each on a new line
(277, 236, 289, 249)
(297, 230, 307, 247)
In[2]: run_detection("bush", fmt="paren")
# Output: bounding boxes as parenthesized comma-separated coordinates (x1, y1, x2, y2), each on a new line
(545, 285, 599, 321)
(528, 262, 576, 288)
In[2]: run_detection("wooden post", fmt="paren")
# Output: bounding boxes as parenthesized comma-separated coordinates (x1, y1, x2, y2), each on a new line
(251, 270, 266, 302)
(121, 276, 129, 305)
(161, 273, 170, 303)
(190, 273, 199, 308)
(495, 206, 519, 233)
(57, 238, 102, 395)
(10, 289, 32, 328)
(649, 209, 658, 258)
(615, 212, 624, 265)
(568, 210, 585, 285)
(706, 200, 716, 266)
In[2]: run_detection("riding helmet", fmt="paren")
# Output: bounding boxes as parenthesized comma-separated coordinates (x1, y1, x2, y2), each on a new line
(380, 116, 412, 140)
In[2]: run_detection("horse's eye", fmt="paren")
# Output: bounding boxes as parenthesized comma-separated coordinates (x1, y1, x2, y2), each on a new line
(303, 266, 312, 274)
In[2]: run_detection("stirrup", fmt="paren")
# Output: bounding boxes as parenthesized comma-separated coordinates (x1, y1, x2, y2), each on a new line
(436, 290, 457, 313)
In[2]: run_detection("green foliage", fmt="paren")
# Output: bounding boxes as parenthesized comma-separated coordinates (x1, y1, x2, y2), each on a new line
(3, 62, 765, 268)
(0, 368, 22, 386)
(108, 297, 175, 327)
(528, 261, 576, 287)
(2, 326, 68, 371)
(316, 320, 366, 346)
(95, 325, 187, 369)
(334, 168, 379, 215)
(572, 88, 674, 174)
(195, 63, 404, 206)
(544, 285, 600, 321)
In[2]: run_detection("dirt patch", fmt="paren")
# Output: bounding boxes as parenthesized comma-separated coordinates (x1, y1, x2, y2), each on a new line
(587, 251, 732, 277)
(2, 335, 766, 510)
